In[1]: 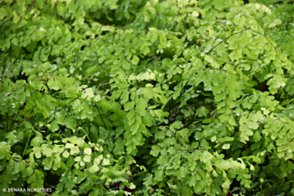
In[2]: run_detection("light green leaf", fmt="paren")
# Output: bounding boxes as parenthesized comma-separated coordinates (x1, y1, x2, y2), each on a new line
(228, 115, 237, 126)
(62, 150, 70, 158)
(193, 180, 205, 193)
(102, 159, 110, 165)
(89, 164, 99, 173)
(143, 87, 154, 99)
(83, 155, 91, 162)
(0, 8, 6, 19)
(94, 157, 102, 165)
(124, 101, 135, 111)
(82, 88, 95, 100)
(42, 147, 53, 157)
(155, 169, 163, 181)
(101, 26, 115, 32)
(222, 144, 230, 149)
(222, 179, 230, 190)
(70, 146, 80, 155)
(277, 137, 287, 146)
(48, 78, 62, 90)
(247, 121, 258, 129)
(129, 183, 136, 189)
(11, 37, 18, 46)
(131, 55, 140, 65)
(65, 143, 75, 149)
(84, 148, 92, 155)
(175, 167, 186, 179)
(253, 131, 261, 142)
(142, 113, 153, 127)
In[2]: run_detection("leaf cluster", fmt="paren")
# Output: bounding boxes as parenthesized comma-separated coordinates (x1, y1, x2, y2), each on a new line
(1, 0, 294, 195)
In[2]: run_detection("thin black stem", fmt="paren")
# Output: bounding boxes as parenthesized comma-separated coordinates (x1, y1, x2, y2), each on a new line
(6, 113, 9, 133)
(0, 115, 4, 128)
(172, 83, 184, 122)
(96, 105, 106, 130)
(207, 31, 244, 54)
(191, 102, 199, 125)
(276, 160, 281, 195)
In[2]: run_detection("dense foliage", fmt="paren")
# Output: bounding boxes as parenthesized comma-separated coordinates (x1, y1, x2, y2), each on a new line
(1, 0, 294, 195)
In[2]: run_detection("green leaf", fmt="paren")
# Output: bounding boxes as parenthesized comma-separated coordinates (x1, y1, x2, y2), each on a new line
(84, 148, 92, 155)
(53, 26, 63, 42)
(142, 113, 153, 127)
(102, 158, 110, 165)
(2, 1, 294, 194)
(193, 180, 205, 193)
(222, 144, 230, 150)
(247, 121, 258, 129)
(177, 128, 189, 138)
(70, 146, 80, 155)
(42, 147, 53, 157)
(277, 137, 287, 146)
(196, 106, 210, 117)
(64, 116, 77, 130)
(143, 87, 154, 99)
(135, 98, 147, 116)
(229, 115, 237, 126)
(101, 26, 115, 32)
(22, 167, 34, 178)
(163, 137, 177, 146)
(50, 120, 59, 132)
(143, 174, 153, 186)
(131, 55, 140, 65)
(129, 183, 136, 189)
(155, 169, 163, 181)
(83, 155, 91, 162)
(222, 179, 230, 190)
(150, 145, 161, 157)
(82, 88, 95, 100)
(253, 131, 261, 142)
(62, 150, 70, 158)
(36, 101, 49, 118)
(65, 143, 75, 149)
(124, 101, 135, 111)
(142, 46, 150, 55)
(27, 173, 37, 184)
(154, 109, 169, 120)
(170, 121, 183, 132)
(0, 7, 6, 19)
(56, 112, 65, 125)
(89, 164, 99, 173)
(11, 37, 18, 46)
(48, 78, 62, 90)
(175, 167, 186, 179)
(0, 142, 10, 160)
(5, 132, 17, 145)
(155, 131, 166, 140)
(104, 167, 122, 179)
(31, 135, 43, 147)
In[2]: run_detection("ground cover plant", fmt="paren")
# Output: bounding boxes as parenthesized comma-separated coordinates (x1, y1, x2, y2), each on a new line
(1, 0, 294, 195)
